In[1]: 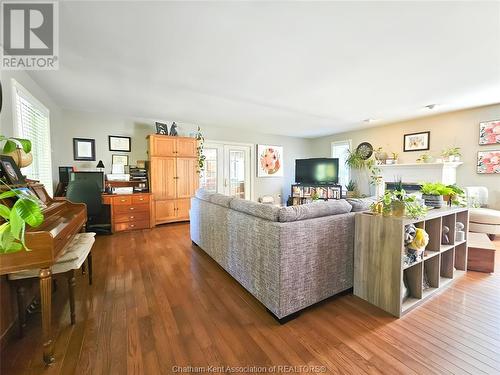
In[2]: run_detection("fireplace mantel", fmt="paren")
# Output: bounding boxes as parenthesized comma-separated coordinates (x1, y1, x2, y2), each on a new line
(378, 162, 463, 186)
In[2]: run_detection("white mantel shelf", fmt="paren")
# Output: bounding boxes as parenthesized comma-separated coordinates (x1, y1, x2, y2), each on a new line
(378, 162, 463, 168)
(378, 162, 463, 187)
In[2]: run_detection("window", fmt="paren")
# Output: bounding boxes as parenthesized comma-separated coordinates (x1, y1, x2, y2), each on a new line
(12, 80, 53, 195)
(331, 140, 351, 189)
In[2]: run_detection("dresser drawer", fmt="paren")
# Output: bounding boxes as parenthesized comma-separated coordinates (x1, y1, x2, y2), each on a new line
(132, 195, 150, 204)
(114, 212, 149, 223)
(114, 220, 149, 232)
(113, 204, 149, 214)
(112, 196, 132, 205)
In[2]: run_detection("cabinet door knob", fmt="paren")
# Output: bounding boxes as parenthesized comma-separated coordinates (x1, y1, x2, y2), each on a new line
(130, 224, 135, 228)
(130, 216, 135, 219)
(130, 207, 135, 210)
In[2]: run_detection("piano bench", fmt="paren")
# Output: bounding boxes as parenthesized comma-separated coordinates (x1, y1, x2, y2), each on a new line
(8, 233, 96, 337)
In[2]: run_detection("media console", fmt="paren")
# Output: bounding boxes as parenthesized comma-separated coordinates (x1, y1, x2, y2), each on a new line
(290, 183, 342, 206)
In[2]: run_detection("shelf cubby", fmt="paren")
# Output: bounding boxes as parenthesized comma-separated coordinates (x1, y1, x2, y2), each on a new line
(454, 242, 467, 271)
(354, 207, 469, 317)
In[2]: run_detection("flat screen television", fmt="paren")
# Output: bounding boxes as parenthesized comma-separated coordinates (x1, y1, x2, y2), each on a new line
(295, 158, 339, 184)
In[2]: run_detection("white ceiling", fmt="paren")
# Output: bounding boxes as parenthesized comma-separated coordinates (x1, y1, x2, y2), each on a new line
(29, 1, 500, 138)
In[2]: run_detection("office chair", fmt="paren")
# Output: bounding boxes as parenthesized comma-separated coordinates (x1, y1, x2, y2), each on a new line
(66, 180, 112, 234)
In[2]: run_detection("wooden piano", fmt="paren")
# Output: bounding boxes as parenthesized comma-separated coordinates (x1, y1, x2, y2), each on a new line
(0, 183, 87, 365)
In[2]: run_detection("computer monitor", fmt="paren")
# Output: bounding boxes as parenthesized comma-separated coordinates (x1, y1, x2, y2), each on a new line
(59, 166, 74, 183)
(69, 171, 104, 192)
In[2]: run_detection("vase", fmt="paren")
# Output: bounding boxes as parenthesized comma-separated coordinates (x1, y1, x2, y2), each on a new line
(346, 191, 356, 198)
(422, 194, 444, 208)
(391, 200, 405, 217)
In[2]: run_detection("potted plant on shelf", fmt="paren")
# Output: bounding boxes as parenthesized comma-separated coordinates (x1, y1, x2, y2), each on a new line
(345, 180, 357, 198)
(416, 152, 433, 163)
(420, 182, 453, 208)
(370, 190, 428, 219)
(441, 147, 461, 162)
(0, 183, 44, 253)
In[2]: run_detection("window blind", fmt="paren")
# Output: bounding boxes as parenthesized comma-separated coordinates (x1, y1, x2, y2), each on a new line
(13, 81, 53, 196)
(331, 140, 351, 189)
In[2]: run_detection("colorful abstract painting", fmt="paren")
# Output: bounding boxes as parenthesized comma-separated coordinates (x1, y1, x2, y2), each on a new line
(479, 120, 500, 145)
(257, 144, 283, 177)
(477, 150, 500, 174)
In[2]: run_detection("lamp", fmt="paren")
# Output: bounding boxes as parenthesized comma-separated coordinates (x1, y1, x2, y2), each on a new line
(96, 160, 104, 172)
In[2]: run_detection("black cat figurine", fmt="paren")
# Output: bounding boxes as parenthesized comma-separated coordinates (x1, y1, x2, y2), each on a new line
(169, 122, 178, 136)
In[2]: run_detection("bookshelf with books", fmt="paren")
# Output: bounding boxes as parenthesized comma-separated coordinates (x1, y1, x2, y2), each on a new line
(290, 184, 342, 206)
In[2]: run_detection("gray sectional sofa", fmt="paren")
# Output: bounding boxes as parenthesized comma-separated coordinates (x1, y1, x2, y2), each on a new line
(190, 190, 367, 319)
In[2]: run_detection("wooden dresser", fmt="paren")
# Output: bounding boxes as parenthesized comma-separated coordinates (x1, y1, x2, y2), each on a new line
(102, 192, 153, 233)
(147, 135, 199, 225)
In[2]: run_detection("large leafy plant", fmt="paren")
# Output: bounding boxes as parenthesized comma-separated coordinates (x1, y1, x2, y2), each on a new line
(420, 182, 453, 196)
(0, 185, 44, 253)
(195, 126, 206, 174)
(0, 136, 32, 154)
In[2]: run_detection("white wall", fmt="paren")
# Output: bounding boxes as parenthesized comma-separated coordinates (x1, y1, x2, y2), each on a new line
(310, 104, 500, 209)
(51, 109, 313, 202)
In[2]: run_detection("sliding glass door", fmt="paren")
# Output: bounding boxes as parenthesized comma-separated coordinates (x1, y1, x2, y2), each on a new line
(200, 142, 252, 200)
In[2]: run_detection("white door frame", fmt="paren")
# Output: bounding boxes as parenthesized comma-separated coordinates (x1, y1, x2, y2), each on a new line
(203, 140, 255, 201)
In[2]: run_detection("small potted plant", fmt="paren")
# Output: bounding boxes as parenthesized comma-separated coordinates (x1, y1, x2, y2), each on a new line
(420, 182, 453, 208)
(390, 178, 405, 216)
(345, 180, 357, 198)
(441, 147, 461, 162)
(416, 152, 433, 163)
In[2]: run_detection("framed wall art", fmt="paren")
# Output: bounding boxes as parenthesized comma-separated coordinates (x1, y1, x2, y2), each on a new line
(479, 120, 500, 145)
(403, 131, 430, 152)
(477, 150, 500, 174)
(73, 138, 96, 161)
(0, 155, 25, 184)
(108, 135, 131, 152)
(112, 154, 129, 165)
(257, 144, 283, 177)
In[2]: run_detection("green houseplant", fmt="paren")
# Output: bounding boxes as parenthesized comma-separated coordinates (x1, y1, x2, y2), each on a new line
(345, 180, 357, 198)
(420, 182, 454, 208)
(195, 126, 206, 174)
(0, 183, 44, 253)
(441, 147, 462, 162)
(370, 190, 428, 219)
(0, 136, 33, 168)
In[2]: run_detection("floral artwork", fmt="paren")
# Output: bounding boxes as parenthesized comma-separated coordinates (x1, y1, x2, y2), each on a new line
(477, 150, 500, 174)
(479, 120, 500, 145)
(403, 131, 430, 152)
(257, 144, 283, 177)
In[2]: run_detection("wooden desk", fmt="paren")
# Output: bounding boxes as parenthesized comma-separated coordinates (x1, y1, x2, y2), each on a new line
(102, 193, 153, 233)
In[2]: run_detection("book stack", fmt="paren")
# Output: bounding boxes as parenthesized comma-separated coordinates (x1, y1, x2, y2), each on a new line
(129, 166, 149, 192)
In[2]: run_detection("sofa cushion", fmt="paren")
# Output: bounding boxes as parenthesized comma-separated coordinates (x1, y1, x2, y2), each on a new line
(278, 199, 352, 222)
(346, 197, 378, 212)
(209, 193, 234, 208)
(470, 208, 500, 225)
(230, 198, 280, 221)
(195, 189, 214, 201)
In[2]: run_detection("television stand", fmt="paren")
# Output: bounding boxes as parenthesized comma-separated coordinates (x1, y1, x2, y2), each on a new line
(290, 183, 342, 206)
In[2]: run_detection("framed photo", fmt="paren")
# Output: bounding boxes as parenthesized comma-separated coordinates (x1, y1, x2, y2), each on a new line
(403, 131, 430, 152)
(112, 154, 129, 165)
(479, 120, 500, 145)
(477, 150, 500, 174)
(0, 155, 25, 184)
(73, 138, 95, 161)
(257, 144, 284, 177)
(108, 135, 131, 152)
(155, 122, 169, 135)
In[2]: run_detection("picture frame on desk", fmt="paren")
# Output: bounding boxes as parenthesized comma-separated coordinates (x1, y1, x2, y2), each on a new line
(73, 138, 96, 161)
(108, 135, 131, 152)
(0, 155, 25, 184)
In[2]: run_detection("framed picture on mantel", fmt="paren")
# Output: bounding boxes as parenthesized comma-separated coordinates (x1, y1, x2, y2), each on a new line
(403, 131, 430, 152)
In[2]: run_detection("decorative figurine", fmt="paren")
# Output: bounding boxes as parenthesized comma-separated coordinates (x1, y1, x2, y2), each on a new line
(442, 225, 450, 245)
(169, 122, 178, 136)
(455, 222, 465, 242)
(407, 228, 429, 261)
(404, 224, 417, 246)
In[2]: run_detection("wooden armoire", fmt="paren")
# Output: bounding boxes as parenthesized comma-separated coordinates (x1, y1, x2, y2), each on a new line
(147, 135, 199, 225)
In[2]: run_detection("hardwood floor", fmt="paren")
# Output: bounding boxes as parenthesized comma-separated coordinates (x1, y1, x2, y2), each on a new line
(1, 223, 500, 374)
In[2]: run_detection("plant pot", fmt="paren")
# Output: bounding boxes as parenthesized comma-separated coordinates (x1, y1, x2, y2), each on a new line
(346, 191, 356, 198)
(375, 151, 388, 163)
(391, 200, 405, 217)
(4, 148, 33, 168)
(422, 194, 444, 208)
